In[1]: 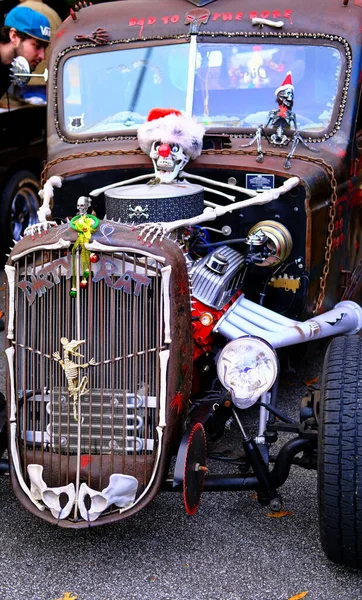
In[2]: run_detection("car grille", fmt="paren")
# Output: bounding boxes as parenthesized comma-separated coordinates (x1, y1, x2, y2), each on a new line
(12, 247, 166, 492)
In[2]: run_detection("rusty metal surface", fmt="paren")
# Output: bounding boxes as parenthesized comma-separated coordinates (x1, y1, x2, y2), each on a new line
(46, 0, 361, 181)
(53, 0, 361, 47)
(42, 0, 362, 320)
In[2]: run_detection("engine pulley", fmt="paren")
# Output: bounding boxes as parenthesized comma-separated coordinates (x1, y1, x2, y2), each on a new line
(246, 220, 292, 267)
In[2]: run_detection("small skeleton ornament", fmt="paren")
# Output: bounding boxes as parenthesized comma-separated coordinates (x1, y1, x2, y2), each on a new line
(53, 338, 96, 421)
(137, 108, 205, 183)
(241, 71, 318, 169)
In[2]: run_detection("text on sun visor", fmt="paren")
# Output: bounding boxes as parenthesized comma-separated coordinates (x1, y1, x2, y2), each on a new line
(129, 10, 293, 37)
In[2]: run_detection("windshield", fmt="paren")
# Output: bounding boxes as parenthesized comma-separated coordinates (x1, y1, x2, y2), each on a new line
(62, 41, 342, 137)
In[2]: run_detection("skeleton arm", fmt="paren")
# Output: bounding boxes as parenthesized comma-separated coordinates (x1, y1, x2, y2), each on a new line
(89, 174, 152, 198)
(264, 112, 275, 128)
(24, 176, 62, 237)
(52, 351, 64, 368)
(90, 174, 238, 204)
(139, 177, 300, 244)
(80, 358, 97, 368)
(180, 173, 258, 198)
(202, 186, 235, 202)
(37, 176, 63, 222)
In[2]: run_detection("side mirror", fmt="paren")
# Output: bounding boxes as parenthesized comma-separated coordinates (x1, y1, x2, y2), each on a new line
(10, 56, 48, 87)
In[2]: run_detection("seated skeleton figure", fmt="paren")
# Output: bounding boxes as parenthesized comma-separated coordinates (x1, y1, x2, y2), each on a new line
(241, 71, 318, 169)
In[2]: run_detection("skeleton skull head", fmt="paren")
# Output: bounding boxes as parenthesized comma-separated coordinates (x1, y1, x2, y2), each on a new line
(77, 196, 91, 215)
(277, 87, 294, 109)
(137, 109, 205, 184)
(149, 140, 190, 183)
(275, 71, 294, 109)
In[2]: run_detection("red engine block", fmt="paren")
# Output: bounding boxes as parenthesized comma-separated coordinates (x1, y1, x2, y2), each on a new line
(191, 294, 240, 360)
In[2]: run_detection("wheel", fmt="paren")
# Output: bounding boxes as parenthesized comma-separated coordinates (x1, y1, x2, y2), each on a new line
(0, 170, 40, 258)
(183, 423, 207, 516)
(318, 335, 362, 568)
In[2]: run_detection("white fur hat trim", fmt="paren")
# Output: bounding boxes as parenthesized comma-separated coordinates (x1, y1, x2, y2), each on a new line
(137, 113, 205, 160)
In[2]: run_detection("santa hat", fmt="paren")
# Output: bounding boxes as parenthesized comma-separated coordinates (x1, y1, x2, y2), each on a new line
(275, 71, 294, 95)
(137, 108, 205, 160)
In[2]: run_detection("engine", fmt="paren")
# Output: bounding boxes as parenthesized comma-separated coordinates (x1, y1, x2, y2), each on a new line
(187, 220, 296, 358)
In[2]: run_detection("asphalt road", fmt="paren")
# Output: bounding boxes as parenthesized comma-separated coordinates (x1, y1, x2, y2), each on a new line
(0, 285, 361, 599)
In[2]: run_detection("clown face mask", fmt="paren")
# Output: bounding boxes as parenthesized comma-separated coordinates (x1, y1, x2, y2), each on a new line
(149, 140, 190, 183)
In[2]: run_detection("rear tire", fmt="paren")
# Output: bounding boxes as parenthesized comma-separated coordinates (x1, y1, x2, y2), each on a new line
(318, 335, 362, 568)
(0, 170, 40, 260)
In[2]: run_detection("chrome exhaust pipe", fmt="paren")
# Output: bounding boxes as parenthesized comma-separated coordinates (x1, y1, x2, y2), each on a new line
(214, 295, 362, 349)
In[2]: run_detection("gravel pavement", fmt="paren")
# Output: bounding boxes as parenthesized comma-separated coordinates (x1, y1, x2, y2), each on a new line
(0, 271, 361, 600)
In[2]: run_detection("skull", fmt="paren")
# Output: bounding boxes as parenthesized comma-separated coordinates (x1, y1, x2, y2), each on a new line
(77, 195, 91, 215)
(149, 141, 190, 183)
(277, 87, 294, 109)
(129, 204, 149, 220)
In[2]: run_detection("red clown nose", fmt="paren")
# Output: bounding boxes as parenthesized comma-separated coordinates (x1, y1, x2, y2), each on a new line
(158, 143, 171, 157)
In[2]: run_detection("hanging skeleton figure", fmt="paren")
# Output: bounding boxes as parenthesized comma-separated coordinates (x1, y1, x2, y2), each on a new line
(53, 338, 96, 422)
(241, 71, 318, 169)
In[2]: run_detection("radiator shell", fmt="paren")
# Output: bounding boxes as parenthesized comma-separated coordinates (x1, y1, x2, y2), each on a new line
(5, 222, 193, 527)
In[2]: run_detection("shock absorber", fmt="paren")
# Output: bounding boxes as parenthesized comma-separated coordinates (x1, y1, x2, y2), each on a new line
(232, 408, 282, 510)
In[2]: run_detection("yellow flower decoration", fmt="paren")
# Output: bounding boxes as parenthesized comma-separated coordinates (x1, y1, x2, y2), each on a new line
(70, 214, 100, 296)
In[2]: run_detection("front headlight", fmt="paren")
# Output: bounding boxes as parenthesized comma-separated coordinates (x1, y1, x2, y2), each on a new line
(217, 336, 279, 409)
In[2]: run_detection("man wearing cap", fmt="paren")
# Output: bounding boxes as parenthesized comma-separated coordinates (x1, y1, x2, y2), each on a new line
(17, 0, 61, 100)
(0, 5, 50, 98)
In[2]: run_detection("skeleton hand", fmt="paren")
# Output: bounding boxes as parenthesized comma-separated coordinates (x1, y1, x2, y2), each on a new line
(133, 181, 299, 245)
(88, 357, 97, 366)
(136, 222, 174, 246)
(73, 0, 92, 10)
(53, 351, 61, 361)
(135, 206, 218, 246)
(24, 221, 58, 239)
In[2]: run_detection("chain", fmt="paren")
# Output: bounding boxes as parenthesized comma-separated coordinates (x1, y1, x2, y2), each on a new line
(313, 162, 337, 313)
(43, 146, 337, 312)
(41, 148, 144, 184)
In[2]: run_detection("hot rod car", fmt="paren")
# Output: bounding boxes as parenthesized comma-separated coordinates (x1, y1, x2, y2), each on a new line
(2, 0, 362, 570)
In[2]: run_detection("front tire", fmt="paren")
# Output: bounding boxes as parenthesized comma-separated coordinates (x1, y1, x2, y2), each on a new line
(318, 335, 362, 568)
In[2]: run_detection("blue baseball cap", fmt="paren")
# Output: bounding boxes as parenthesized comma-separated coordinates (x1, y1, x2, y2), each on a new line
(5, 6, 51, 43)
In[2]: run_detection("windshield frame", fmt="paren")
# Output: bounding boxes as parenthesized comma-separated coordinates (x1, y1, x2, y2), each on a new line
(54, 32, 351, 145)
